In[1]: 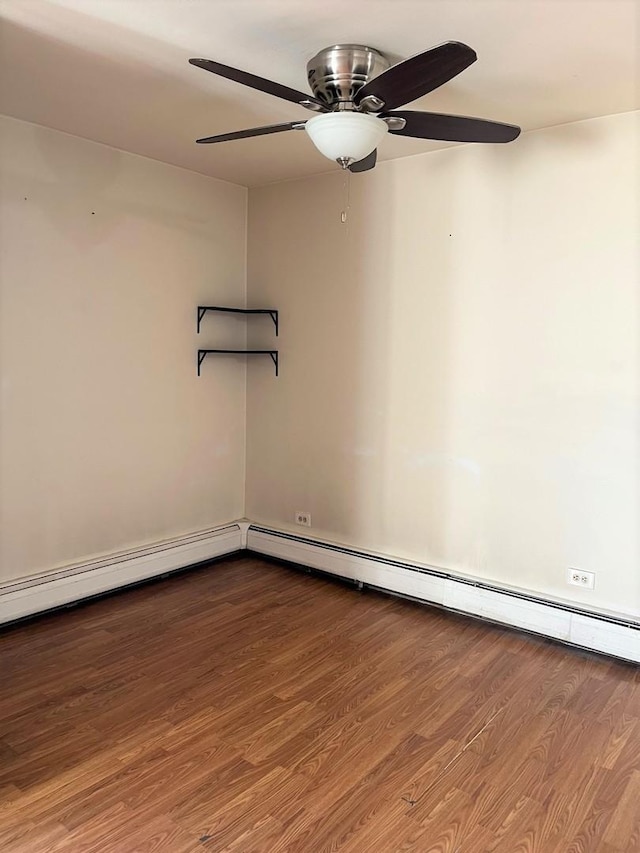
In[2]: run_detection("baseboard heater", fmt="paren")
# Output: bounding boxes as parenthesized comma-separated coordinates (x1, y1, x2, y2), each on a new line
(1, 521, 637, 663)
(0, 523, 243, 625)
(247, 525, 640, 664)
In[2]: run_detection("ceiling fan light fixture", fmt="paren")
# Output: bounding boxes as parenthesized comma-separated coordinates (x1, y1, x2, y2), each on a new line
(190, 42, 521, 170)
(305, 112, 388, 167)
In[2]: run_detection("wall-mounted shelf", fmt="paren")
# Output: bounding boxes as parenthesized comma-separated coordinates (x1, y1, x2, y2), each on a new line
(197, 306, 278, 336)
(197, 349, 278, 377)
(196, 305, 279, 378)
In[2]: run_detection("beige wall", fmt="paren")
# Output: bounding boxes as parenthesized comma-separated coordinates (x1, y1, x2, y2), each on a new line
(2, 109, 638, 619)
(246, 110, 640, 618)
(0, 115, 247, 582)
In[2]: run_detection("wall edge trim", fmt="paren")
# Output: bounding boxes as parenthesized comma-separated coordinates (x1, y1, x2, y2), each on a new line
(2, 521, 636, 662)
(247, 525, 639, 663)
(0, 523, 243, 625)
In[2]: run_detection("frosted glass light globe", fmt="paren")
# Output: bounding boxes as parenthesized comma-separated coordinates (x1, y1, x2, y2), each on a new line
(305, 112, 388, 165)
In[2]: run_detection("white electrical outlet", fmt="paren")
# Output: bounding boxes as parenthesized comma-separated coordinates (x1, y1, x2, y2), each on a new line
(295, 511, 311, 527)
(567, 568, 595, 590)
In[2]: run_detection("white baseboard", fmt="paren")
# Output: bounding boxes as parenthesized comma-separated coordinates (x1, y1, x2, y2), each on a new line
(3, 521, 637, 664)
(0, 523, 242, 625)
(247, 526, 640, 664)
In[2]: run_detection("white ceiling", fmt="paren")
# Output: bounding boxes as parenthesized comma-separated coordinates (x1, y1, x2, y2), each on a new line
(1, 0, 638, 187)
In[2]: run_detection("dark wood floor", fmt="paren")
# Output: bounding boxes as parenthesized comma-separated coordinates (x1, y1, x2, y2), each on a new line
(1, 555, 639, 852)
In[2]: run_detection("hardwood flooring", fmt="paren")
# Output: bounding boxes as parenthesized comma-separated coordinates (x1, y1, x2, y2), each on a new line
(1, 555, 639, 852)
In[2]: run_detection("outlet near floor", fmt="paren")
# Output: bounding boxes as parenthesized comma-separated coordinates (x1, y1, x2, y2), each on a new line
(567, 568, 596, 590)
(295, 511, 311, 527)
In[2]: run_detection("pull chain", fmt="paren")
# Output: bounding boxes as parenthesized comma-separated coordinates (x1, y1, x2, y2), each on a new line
(341, 168, 351, 224)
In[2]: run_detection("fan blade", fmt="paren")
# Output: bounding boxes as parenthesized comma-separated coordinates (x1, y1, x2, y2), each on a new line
(385, 111, 520, 143)
(189, 58, 327, 110)
(348, 149, 377, 173)
(196, 121, 304, 144)
(355, 42, 477, 112)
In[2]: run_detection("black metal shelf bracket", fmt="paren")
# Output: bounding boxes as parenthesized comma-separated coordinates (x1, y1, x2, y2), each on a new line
(197, 349, 279, 377)
(197, 306, 278, 336)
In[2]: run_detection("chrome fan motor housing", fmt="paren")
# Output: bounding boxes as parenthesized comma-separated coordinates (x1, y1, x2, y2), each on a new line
(306, 44, 390, 108)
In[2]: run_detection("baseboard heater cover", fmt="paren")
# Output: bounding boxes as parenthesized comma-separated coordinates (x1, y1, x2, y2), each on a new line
(247, 525, 640, 664)
(0, 523, 243, 625)
(2, 522, 637, 663)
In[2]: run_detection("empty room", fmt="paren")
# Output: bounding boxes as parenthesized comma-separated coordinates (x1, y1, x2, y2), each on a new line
(1, 0, 639, 850)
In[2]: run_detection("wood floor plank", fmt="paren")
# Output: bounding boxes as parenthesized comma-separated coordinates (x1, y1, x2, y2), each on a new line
(603, 769, 640, 850)
(220, 815, 285, 853)
(1, 555, 638, 851)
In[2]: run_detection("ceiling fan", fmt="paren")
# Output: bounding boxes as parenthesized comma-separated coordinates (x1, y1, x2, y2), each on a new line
(189, 42, 520, 172)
